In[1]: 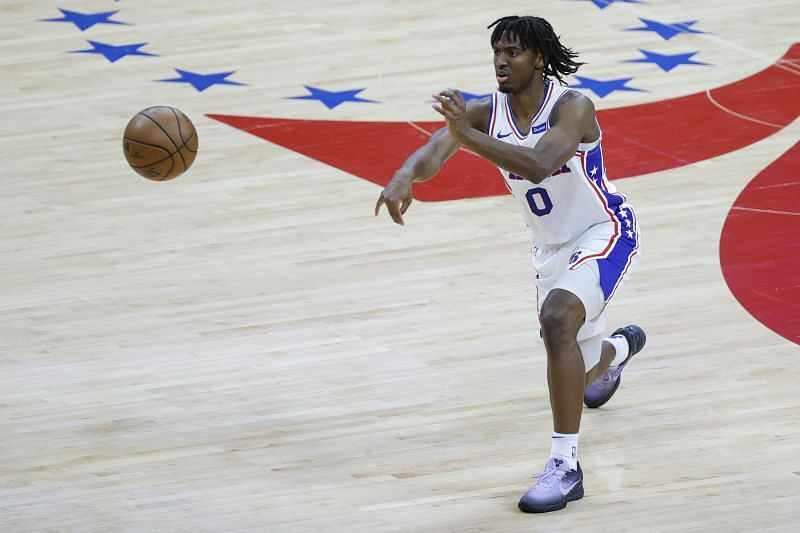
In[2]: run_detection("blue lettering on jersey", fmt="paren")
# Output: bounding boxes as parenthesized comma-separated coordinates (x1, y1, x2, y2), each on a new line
(532, 123, 547, 134)
(510, 166, 569, 180)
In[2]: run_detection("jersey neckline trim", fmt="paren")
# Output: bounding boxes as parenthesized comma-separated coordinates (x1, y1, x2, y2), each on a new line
(505, 81, 553, 140)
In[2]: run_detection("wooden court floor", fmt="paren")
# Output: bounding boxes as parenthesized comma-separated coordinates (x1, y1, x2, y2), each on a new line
(2, 1, 799, 531)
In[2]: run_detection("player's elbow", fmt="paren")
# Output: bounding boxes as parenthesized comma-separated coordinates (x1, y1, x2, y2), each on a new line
(518, 155, 560, 183)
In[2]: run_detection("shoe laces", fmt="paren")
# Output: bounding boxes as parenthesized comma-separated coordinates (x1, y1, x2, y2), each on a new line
(531, 462, 560, 491)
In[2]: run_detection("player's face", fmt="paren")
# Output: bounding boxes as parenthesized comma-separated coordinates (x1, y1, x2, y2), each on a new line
(493, 33, 542, 94)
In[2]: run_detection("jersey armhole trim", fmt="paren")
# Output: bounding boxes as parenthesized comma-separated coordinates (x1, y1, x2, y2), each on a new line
(577, 136, 602, 152)
(486, 93, 498, 136)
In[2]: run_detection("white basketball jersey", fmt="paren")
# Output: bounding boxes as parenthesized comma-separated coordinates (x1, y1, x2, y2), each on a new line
(487, 81, 629, 245)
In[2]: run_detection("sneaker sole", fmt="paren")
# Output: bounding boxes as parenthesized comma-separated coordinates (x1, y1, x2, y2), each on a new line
(584, 377, 621, 408)
(518, 487, 585, 513)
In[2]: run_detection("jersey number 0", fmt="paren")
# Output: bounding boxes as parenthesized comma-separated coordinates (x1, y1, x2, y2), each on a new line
(525, 187, 553, 216)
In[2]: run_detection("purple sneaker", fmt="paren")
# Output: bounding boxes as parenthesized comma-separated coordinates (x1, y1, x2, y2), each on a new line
(518, 458, 584, 513)
(584, 325, 646, 408)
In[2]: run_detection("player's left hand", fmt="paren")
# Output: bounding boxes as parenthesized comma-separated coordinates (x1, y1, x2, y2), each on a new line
(432, 90, 468, 138)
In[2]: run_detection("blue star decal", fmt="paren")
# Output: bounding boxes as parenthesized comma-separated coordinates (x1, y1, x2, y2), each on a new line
(40, 8, 130, 31)
(572, 0, 646, 9)
(625, 18, 708, 40)
(70, 41, 159, 63)
(570, 76, 646, 98)
(156, 69, 247, 92)
(623, 49, 710, 72)
(286, 86, 379, 109)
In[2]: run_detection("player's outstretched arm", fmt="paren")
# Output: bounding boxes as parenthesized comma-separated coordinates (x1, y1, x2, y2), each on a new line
(375, 97, 489, 225)
(375, 127, 461, 225)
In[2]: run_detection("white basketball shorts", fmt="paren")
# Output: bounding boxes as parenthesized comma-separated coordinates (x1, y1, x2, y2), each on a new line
(532, 216, 639, 369)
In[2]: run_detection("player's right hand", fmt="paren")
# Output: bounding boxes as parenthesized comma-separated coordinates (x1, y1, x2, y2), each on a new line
(375, 172, 414, 225)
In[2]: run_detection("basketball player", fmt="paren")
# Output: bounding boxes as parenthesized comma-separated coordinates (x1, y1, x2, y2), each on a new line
(375, 16, 646, 513)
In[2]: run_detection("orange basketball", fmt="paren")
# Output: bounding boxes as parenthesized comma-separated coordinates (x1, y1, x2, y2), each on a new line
(123, 106, 198, 181)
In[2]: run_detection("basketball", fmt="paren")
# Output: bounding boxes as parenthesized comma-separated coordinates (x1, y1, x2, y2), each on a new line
(123, 106, 198, 181)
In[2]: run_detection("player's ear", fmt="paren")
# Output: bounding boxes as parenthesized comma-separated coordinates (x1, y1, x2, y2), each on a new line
(534, 52, 545, 70)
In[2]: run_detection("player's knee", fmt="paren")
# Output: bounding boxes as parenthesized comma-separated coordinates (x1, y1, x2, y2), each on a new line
(539, 292, 585, 340)
(539, 307, 578, 339)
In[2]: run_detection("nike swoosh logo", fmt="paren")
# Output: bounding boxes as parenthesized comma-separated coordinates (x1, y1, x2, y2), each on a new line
(497, 131, 513, 138)
(560, 479, 580, 496)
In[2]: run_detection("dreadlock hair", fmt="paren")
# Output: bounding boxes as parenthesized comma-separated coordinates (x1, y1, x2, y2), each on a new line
(488, 16, 583, 84)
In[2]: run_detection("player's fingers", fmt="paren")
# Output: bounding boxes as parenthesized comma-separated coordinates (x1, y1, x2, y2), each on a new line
(432, 100, 455, 116)
(435, 92, 463, 115)
(386, 200, 405, 225)
(375, 194, 386, 216)
(442, 90, 463, 106)
(434, 92, 458, 105)
(400, 197, 412, 214)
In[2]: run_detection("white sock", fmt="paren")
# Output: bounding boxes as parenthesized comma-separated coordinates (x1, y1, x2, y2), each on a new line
(607, 334, 630, 366)
(550, 432, 579, 470)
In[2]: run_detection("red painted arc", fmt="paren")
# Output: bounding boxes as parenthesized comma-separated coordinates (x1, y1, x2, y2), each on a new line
(208, 43, 800, 201)
(720, 141, 800, 345)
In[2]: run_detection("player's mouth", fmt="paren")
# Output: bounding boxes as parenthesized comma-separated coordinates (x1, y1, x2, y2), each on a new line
(496, 72, 509, 84)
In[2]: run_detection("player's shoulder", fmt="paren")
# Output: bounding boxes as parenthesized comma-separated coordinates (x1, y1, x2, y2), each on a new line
(556, 87, 595, 109)
(554, 87, 595, 114)
(551, 87, 596, 124)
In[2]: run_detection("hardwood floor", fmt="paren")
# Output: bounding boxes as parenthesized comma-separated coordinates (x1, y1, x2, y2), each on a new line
(2, 1, 798, 530)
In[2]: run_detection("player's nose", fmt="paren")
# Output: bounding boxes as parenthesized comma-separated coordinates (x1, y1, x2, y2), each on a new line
(495, 52, 508, 68)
